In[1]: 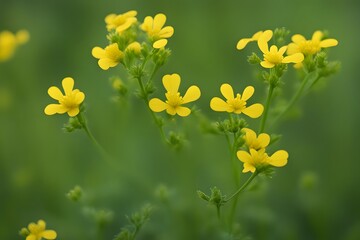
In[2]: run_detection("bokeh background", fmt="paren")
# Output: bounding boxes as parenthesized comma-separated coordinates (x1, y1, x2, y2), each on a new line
(1, 0, 359, 239)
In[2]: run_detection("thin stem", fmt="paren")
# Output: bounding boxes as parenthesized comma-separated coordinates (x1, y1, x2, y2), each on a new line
(225, 171, 258, 203)
(136, 76, 169, 144)
(77, 113, 112, 162)
(259, 84, 274, 134)
(272, 73, 320, 126)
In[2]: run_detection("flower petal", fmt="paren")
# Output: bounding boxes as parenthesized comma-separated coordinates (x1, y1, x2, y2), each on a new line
(62, 77, 74, 95)
(257, 133, 270, 148)
(162, 74, 180, 94)
(92, 47, 105, 59)
(182, 86, 201, 104)
(237, 150, 252, 163)
(42, 230, 57, 239)
(48, 86, 63, 100)
(153, 13, 166, 31)
(292, 34, 306, 44)
(176, 106, 191, 117)
(37, 220, 46, 230)
(278, 46, 287, 55)
(153, 39, 167, 49)
(320, 39, 338, 48)
(236, 38, 253, 50)
(286, 43, 300, 55)
(242, 103, 264, 118)
(44, 104, 67, 115)
(67, 108, 80, 117)
(220, 83, 234, 100)
(210, 97, 228, 112)
(141, 16, 153, 31)
(98, 58, 117, 70)
(283, 53, 304, 64)
(26, 235, 36, 240)
(257, 30, 273, 53)
(242, 162, 256, 173)
(149, 98, 167, 112)
(260, 61, 275, 68)
(123, 10, 137, 18)
(241, 86, 254, 101)
(268, 150, 288, 167)
(311, 31, 323, 41)
(75, 91, 85, 104)
(159, 26, 174, 38)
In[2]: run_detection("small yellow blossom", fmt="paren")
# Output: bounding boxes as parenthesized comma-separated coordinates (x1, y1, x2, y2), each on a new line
(44, 77, 85, 117)
(236, 31, 263, 50)
(258, 30, 304, 68)
(287, 30, 338, 56)
(140, 13, 174, 49)
(0, 30, 29, 62)
(237, 148, 288, 173)
(210, 83, 264, 118)
(105, 10, 137, 33)
(125, 41, 141, 54)
(24, 219, 57, 240)
(149, 73, 201, 116)
(242, 128, 270, 150)
(92, 43, 123, 70)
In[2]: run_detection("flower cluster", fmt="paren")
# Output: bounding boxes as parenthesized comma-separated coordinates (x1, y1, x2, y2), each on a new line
(91, 11, 174, 71)
(237, 128, 288, 173)
(0, 29, 29, 62)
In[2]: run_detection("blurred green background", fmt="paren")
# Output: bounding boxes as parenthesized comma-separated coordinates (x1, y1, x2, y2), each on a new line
(1, 0, 359, 239)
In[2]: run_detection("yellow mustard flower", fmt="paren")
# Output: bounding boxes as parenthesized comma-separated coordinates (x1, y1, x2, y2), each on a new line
(24, 219, 57, 240)
(0, 30, 29, 62)
(242, 128, 270, 150)
(236, 31, 263, 50)
(140, 13, 174, 49)
(44, 77, 85, 117)
(125, 41, 141, 54)
(210, 83, 264, 118)
(105, 10, 137, 33)
(258, 30, 304, 68)
(287, 30, 338, 56)
(149, 73, 201, 116)
(92, 43, 123, 70)
(237, 148, 288, 173)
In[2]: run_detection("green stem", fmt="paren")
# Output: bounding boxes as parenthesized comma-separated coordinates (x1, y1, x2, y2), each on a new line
(225, 171, 258, 203)
(272, 73, 320, 126)
(259, 84, 274, 134)
(77, 113, 111, 162)
(136, 76, 169, 144)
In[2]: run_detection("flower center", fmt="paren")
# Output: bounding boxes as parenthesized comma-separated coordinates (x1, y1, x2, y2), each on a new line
(299, 40, 321, 55)
(166, 92, 183, 108)
(59, 93, 78, 109)
(264, 51, 284, 64)
(227, 94, 246, 113)
(113, 16, 127, 27)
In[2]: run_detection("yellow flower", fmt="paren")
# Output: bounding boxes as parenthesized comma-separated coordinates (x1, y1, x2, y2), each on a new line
(44, 77, 85, 117)
(242, 128, 270, 150)
(236, 31, 263, 50)
(140, 13, 174, 49)
(0, 30, 29, 62)
(125, 41, 141, 54)
(92, 43, 123, 70)
(287, 30, 338, 56)
(258, 30, 304, 68)
(105, 10, 137, 33)
(24, 219, 57, 240)
(210, 83, 264, 118)
(149, 73, 201, 116)
(237, 148, 288, 173)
